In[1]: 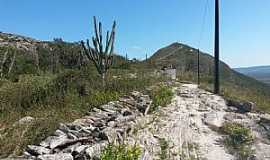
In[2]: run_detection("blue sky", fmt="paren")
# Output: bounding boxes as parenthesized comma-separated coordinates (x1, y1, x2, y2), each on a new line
(0, 0, 269, 68)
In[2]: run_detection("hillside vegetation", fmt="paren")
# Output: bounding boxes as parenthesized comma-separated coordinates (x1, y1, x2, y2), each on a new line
(0, 33, 164, 157)
(0, 32, 270, 157)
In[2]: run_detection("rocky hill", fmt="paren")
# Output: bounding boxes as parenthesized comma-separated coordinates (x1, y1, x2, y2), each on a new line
(146, 42, 270, 112)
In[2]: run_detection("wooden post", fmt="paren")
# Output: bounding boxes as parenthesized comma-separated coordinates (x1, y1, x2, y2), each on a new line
(214, 0, 220, 94)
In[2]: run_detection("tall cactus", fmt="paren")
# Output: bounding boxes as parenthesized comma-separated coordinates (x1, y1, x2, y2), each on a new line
(81, 16, 116, 86)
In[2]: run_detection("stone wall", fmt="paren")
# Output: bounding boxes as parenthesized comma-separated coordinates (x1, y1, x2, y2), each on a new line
(20, 91, 152, 160)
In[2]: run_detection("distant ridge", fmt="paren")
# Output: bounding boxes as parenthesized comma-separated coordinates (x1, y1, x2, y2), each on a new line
(234, 65, 270, 84)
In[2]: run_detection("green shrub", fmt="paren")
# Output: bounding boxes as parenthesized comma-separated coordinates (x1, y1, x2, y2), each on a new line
(221, 122, 254, 159)
(100, 143, 141, 160)
(86, 91, 120, 108)
(150, 86, 174, 111)
(222, 123, 253, 147)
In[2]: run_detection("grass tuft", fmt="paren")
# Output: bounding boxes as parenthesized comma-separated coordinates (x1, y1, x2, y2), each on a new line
(100, 143, 141, 160)
(149, 85, 174, 112)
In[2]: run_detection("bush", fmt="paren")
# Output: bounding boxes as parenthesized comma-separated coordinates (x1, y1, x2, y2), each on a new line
(222, 123, 253, 147)
(221, 122, 254, 159)
(100, 143, 141, 160)
(150, 86, 174, 111)
(86, 91, 120, 108)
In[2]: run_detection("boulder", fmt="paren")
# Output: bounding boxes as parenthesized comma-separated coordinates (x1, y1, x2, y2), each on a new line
(13, 116, 35, 126)
(226, 99, 255, 113)
(203, 112, 224, 130)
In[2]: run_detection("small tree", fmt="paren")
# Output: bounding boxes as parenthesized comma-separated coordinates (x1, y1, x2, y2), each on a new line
(81, 16, 116, 86)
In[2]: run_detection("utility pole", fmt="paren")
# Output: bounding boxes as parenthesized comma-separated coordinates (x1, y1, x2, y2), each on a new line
(197, 49, 200, 85)
(214, 0, 220, 94)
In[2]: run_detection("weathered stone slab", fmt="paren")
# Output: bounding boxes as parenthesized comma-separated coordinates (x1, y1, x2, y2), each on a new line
(26, 145, 51, 156)
(37, 153, 73, 160)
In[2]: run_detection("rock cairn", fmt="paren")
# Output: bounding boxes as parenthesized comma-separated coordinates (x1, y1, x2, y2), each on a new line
(23, 91, 152, 160)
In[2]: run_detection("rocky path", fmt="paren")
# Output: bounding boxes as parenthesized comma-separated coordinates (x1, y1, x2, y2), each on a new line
(7, 83, 270, 160)
(129, 84, 270, 160)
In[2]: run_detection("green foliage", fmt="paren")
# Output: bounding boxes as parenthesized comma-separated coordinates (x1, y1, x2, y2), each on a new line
(221, 122, 254, 160)
(0, 46, 38, 79)
(150, 86, 174, 111)
(0, 75, 55, 112)
(100, 143, 141, 160)
(158, 138, 169, 160)
(86, 91, 120, 108)
(0, 68, 163, 157)
(222, 123, 254, 147)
